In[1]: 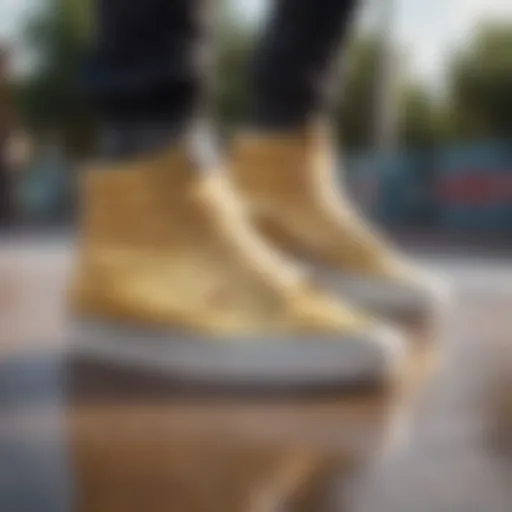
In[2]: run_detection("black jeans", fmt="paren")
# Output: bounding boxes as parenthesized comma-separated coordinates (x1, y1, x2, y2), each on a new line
(84, 0, 357, 131)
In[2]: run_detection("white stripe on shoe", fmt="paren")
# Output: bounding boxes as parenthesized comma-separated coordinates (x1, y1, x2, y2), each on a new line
(70, 321, 405, 390)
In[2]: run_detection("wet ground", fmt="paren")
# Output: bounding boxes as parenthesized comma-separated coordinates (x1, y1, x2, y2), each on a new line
(1, 235, 512, 511)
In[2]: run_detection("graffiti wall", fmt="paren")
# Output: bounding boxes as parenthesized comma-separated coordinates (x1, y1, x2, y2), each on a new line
(347, 142, 512, 232)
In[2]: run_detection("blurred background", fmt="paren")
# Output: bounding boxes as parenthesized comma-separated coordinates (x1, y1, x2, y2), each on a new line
(0, 0, 511, 236)
(1, 2, 512, 512)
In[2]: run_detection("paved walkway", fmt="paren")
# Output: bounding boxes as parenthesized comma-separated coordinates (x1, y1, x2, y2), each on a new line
(1, 238, 511, 511)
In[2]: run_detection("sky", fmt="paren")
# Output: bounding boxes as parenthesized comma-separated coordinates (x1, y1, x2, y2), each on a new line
(1, 0, 512, 86)
(395, 0, 512, 87)
(236, 0, 512, 89)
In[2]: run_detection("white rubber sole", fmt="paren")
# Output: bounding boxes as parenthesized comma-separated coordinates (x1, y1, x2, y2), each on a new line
(315, 271, 451, 330)
(69, 321, 405, 389)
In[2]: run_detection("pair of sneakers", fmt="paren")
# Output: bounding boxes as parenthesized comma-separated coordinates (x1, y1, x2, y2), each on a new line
(69, 124, 448, 389)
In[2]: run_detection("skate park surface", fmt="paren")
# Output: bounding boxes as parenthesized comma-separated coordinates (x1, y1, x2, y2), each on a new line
(1, 234, 512, 511)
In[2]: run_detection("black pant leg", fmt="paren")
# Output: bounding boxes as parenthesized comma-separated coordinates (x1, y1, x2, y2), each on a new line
(83, 0, 208, 129)
(249, 0, 358, 129)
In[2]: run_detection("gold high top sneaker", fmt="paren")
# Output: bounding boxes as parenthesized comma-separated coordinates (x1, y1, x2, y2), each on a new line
(69, 145, 405, 388)
(229, 125, 449, 339)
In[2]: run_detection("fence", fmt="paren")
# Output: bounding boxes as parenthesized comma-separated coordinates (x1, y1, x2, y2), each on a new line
(347, 141, 512, 232)
(9, 140, 512, 233)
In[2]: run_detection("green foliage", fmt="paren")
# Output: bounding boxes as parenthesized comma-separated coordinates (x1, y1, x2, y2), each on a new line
(398, 84, 442, 149)
(19, 0, 95, 156)
(447, 22, 512, 141)
(215, 18, 254, 134)
(336, 37, 380, 149)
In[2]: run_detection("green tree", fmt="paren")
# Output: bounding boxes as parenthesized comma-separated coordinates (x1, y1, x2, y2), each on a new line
(215, 11, 254, 134)
(336, 37, 445, 151)
(398, 84, 442, 149)
(20, 0, 94, 155)
(336, 37, 381, 150)
(446, 22, 512, 141)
